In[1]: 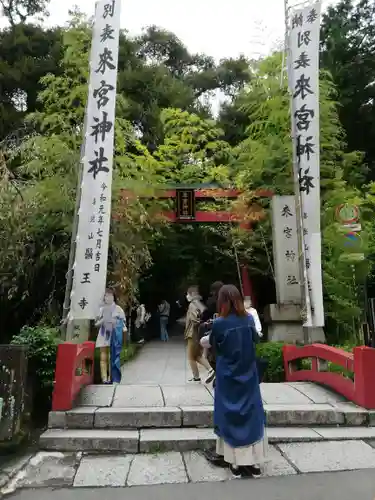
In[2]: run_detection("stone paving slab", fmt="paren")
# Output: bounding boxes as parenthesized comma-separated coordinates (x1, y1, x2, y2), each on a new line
(278, 440, 375, 473)
(0, 454, 33, 489)
(113, 385, 164, 408)
(286, 382, 345, 404)
(66, 407, 97, 428)
(261, 383, 314, 405)
(265, 403, 344, 426)
(73, 455, 133, 487)
(78, 385, 115, 407)
(48, 411, 67, 429)
(263, 445, 298, 476)
(5, 452, 79, 489)
(313, 426, 375, 440)
(95, 407, 182, 428)
(181, 406, 213, 427)
(267, 427, 323, 442)
(127, 452, 188, 486)
(331, 403, 369, 426)
(139, 428, 215, 452)
(162, 385, 213, 407)
(40, 429, 139, 452)
(183, 451, 232, 482)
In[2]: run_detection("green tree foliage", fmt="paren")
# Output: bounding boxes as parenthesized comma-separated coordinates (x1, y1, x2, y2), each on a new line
(320, 0, 375, 178)
(0, 23, 62, 139)
(1, 0, 49, 25)
(2, 4, 375, 345)
(0, 16, 156, 338)
(154, 108, 232, 184)
(231, 54, 373, 341)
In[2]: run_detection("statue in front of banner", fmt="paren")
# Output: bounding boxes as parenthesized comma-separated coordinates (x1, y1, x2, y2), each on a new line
(95, 288, 126, 384)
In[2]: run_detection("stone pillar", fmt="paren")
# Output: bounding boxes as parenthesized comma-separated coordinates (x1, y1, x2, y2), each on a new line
(264, 304, 304, 343)
(266, 196, 325, 343)
(66, 319, 91, 343)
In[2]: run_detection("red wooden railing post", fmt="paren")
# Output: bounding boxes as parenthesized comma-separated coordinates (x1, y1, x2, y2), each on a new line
(283, 344, 294, 380)
(52, 343, 79, 411)
(52, 341, 95, 411)
(353, 346, 375, 409)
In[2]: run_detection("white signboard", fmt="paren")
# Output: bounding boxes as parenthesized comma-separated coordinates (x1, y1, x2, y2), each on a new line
(288, 2, 324, 327)
(69, 0, 121, 320)
(272, 196, 301, 304)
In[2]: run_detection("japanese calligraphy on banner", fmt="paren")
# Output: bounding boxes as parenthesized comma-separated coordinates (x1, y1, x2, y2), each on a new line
(288, 1, 324, 327)
(69, 0, 121, 320)
(272, 196, 301, 304)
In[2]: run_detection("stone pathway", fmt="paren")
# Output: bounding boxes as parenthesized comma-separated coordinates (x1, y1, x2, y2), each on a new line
(121, 338, 191, 385)
(4, 439, 375, 493)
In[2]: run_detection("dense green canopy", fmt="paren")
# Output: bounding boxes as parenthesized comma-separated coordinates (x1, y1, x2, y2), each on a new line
(1, 0, 375, 344)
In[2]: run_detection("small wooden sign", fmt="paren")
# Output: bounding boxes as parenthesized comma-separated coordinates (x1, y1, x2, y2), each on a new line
(176, 189, 195, 220)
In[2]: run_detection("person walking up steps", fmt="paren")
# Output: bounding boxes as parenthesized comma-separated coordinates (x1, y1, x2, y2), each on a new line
(158, 299, 170, 342)
(184, 286, 211, 382)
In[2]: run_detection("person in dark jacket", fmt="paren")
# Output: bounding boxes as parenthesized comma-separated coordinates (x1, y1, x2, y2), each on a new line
(199, 281, 224, 382)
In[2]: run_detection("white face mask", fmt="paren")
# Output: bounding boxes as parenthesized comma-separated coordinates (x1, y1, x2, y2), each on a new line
(186, 294, 192, 302)
(104, 294, 114, 305)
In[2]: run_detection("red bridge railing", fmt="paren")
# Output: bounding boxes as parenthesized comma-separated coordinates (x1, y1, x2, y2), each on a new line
(52, 341, 95, 411)
(283, 344, 375, 409)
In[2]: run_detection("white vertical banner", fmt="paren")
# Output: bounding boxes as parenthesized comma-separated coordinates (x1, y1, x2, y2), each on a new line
(69, 0, 121, 320)
(272, 196, 301, 304)
(288, 2, 324, 327)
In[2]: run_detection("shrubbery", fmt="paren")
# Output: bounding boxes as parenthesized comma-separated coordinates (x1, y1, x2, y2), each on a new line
(256, 341, 358, 383)
(11, 326, 60, 422)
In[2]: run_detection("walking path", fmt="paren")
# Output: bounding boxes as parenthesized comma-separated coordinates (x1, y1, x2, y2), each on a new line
(121, 337, 191, 385)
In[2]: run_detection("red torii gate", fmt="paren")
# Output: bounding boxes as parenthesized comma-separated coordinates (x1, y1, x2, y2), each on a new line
(121, 185, 274, 304)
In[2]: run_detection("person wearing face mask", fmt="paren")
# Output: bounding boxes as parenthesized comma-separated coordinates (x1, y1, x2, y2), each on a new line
(244, 296, 268, 383)
(244, 297, 262, 338)
(95, 288, 127, 384)
(184, 286, 212, 382)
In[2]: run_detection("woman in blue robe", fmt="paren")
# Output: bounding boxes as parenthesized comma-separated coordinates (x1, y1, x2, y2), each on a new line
(95, 288, 126, 384)
(110, 307, 126, 384)
(201, 284, 268, 478)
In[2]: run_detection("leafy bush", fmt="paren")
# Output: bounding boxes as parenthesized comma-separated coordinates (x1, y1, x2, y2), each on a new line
(256, 342, 286, 382)
(10, 325, 61, 423)
(256, 341, 359, 383)
(120, 343, 139, 364)
(11, 326, 60, 390)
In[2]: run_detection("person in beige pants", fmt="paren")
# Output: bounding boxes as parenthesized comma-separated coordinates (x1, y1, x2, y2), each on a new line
(184, 286, 212, 382)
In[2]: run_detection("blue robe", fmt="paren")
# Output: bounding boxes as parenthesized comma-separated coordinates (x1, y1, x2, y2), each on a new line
(211, 313, 265, 448)
(110, 317, 125, 384)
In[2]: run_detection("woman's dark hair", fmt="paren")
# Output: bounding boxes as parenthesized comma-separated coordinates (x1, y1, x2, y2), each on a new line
(217, 284, 246, 317)
(210, 281, 224, 298)
(105, 288, 117, 303)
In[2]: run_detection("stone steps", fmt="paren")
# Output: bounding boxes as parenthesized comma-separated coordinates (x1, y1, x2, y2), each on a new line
(39, 426, 375, 453)
(48, 402, 373, 430)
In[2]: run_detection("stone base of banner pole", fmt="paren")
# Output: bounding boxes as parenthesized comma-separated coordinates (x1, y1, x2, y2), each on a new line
(305, 327, 325, 343)
(66, 319, 91, 344)
(264, 304, 325, 343)
(264, 304, 304, 343)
